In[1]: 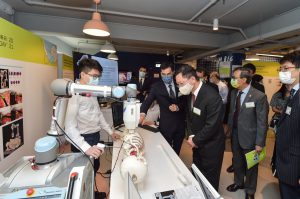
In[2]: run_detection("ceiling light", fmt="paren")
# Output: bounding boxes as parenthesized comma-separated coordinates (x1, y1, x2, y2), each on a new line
(100, 41, 116, 53)
(256, 53, 283, 58)
(107, 53, 118, 60)
(83, 0, 110, 37)
(245, 54, 260, 61)
(213, 18, 218, 31)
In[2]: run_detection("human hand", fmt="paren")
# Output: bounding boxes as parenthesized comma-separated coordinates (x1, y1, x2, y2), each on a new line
(142, 120, 155, 125)
(111, 132, 121, 141)
(187, 136, 198, 149)
(85, 146, 103, 159)
(139, 113, 146, 124)
(255, 145, 263, 154)
(169, 104, 179, 112)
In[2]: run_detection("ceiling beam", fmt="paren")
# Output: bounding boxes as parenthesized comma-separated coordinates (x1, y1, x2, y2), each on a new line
(14, 12, 228, 49)
(182, 5, 300, 61)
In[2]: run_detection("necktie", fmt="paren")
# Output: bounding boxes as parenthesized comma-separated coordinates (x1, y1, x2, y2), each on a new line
(192, 93, 196, 107)
(139, 78, 143, 89)
(168, 84, 176, 99)
(233, 91, 243, 129)
(290, 89, 296, 98)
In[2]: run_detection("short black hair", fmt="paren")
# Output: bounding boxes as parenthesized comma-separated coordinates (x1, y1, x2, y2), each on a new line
(175, 64, 199, 80)
(210, 71, 220, 80)
(252, 74, 263, 82)
(196, 67, 208, 77)
(233, 67, 252, 84)
(160, 62, 174, 71)
(78, 58, 103, 73)
(280, 51, 300, 68)
(139, 66, 147, 71)
(243, 63, 256, 74)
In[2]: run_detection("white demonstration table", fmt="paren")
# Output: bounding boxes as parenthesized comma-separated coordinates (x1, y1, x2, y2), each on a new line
(110, 128, 205, 199)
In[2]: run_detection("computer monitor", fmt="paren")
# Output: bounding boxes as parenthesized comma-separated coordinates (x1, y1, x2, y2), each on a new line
(111, 101, 124, 129)
(191, 164, 223, 199)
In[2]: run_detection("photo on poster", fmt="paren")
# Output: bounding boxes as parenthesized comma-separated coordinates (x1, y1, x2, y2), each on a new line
(0, 90, 10, 108)
(11, 104, 23, 121)
(0, 106, 12, 126)
(0, 69, 9, 90)
(2, 119, 24, 158)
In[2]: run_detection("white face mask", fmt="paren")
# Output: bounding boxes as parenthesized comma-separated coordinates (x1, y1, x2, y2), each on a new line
(179, 82, 194, 95)
(279, 71, 296, 84)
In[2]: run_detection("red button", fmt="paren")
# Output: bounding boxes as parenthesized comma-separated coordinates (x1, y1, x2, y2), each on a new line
(26, 188, 34, 196)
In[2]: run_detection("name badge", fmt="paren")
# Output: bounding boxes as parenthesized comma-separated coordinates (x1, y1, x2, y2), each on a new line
(285, 106, 292, 115)
(245, 102, 255, 108)
(193, 107, 201, 116)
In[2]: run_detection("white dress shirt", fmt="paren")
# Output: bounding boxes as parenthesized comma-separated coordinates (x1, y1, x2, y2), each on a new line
(65, 95, 113, 152)
(240, 84, 251, 105)
(216, 81, 229, 104)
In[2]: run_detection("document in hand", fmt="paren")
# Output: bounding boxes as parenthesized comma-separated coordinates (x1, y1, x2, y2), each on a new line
(245, 147, 266, 169)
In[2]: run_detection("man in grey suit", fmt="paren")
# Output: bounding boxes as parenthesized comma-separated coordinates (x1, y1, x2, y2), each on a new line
(226, 67, 269, 199)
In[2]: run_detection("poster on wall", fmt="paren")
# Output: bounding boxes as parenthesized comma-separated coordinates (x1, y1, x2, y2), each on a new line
(0, 66, 23, 160)
(218, 61, 231, 78)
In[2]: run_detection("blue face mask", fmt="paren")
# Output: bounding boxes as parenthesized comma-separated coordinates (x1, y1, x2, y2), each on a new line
(161, 75, 173, 84)
(139, 71, 146, 78)
(88, 77, 99, 85)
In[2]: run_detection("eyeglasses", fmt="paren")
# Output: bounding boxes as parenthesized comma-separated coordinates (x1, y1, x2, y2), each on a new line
(86, 73, 101, 80)
(277, 67, 296, 72)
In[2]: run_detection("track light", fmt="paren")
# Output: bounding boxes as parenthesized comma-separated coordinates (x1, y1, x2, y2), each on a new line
(213, 18, 218, 31)
(245, 54, 260, 61)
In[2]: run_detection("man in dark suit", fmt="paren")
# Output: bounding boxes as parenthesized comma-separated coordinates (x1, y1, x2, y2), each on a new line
(175, 65, 225, 191)
(243, 63, 265, 93)
(140, 62, 186, 155)
(196, 67, 219, 92)
(227, 67, 269, 199)
(130, 66, 151, 102)
(276, 52, 300, 199)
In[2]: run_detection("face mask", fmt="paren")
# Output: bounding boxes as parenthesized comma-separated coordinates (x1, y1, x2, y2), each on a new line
(279, 71, 296, 84)
(161, 75, 173, 84)
(88, 77, 99, 86)
(231, 79, 239, 89)
(179, 82, 193, 95)
(139, 71, 146, 78)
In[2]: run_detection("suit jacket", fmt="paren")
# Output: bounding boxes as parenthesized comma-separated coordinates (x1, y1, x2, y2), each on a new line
(228, 86, 269, 149)
(276, 89, 300, 186)
(140, 79, 186, 136)
(130, 76, 152, 102)
(187, 83, 225, 155)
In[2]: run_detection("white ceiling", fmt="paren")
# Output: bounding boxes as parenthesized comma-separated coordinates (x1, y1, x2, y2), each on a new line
(2, 0, 300, 60)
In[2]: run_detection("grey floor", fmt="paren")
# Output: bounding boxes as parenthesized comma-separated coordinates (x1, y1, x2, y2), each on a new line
(63, 129, 280, 198)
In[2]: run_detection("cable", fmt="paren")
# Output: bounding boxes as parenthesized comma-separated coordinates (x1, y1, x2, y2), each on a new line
(52, 97, 100, 193)
(53, 119, 100, 193)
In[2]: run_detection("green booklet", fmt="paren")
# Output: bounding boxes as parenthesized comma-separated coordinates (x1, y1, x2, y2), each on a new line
(245, 147, 266, 169)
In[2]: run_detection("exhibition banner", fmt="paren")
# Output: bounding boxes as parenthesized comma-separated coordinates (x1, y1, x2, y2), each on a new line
(0, 18, 57, 66)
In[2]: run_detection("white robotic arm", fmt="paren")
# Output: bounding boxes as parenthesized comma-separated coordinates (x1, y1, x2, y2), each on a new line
(51, 79, 125, 98)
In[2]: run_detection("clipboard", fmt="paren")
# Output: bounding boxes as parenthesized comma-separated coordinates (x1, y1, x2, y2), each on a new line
(245, 147, 266, 169)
